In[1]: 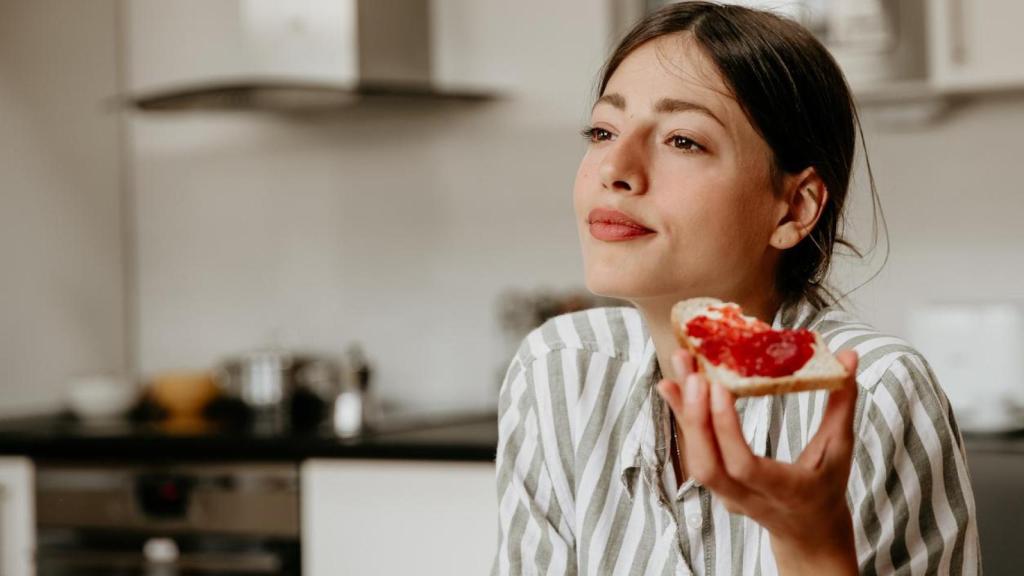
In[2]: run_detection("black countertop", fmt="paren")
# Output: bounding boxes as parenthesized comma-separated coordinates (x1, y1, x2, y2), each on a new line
(0, 411, 499, 463)
(2, 407, 1018, 466)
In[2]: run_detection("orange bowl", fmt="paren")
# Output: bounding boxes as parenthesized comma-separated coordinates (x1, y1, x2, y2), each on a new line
(149, 371, 219, 421)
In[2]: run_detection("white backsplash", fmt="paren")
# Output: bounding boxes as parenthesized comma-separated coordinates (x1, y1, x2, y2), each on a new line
(130, 0, 609, 414)
(132, 107, 590, 413)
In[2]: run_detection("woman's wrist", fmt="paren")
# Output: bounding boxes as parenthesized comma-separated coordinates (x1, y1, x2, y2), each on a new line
(769, 512, 858, 576)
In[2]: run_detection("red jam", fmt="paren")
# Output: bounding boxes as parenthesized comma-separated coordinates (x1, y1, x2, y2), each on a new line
(685, 305, 815, 377)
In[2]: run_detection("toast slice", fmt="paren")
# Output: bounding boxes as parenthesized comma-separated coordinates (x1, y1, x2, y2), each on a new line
(670, 297, 848, 397)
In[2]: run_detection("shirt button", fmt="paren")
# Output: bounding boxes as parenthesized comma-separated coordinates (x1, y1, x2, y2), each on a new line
(686, 513, 702, 530)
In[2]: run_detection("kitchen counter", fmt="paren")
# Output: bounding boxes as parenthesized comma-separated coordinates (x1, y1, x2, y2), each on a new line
(961, 429, 1024, 452)
(2, 408, 1017, 464)
(0, 411, 498, 463)
(4, 415, 1023, 571)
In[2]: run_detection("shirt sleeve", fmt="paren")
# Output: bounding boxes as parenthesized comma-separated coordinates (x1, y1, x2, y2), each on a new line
(492, 353, 579, 576)
(848, 353, 982, 575)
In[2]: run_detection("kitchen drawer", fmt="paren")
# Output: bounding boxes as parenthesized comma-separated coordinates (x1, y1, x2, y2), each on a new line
(302, 459, 496, 576)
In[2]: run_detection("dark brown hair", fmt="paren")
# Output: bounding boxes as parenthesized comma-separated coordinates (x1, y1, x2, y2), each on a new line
(598, 1, 887, 308)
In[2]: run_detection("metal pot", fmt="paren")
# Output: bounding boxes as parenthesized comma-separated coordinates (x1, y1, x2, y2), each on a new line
(218, 351, 342, 408)
(218, 350, 296, 409)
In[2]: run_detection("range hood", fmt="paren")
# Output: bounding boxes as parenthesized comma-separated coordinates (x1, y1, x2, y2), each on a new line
(125, 0, 494, 111)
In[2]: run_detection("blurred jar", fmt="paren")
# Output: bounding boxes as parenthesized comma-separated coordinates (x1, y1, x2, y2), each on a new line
(332, 343, 378, 438)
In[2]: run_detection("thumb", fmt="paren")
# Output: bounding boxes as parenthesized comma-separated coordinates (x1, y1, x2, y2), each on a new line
(821, 350, 860, 459)
(827, 350, 859, 423)
(797, 350, 859, 471)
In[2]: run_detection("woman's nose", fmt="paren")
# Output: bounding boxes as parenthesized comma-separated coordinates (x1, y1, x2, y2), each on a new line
(598, 134, 648, 194)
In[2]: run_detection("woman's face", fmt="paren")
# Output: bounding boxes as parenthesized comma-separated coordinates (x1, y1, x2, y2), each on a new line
(574, 35, 784, 307)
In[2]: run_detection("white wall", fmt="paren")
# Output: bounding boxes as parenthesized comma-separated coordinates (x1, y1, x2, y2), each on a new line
(833, 98, 1024, 338)
(0, 2, 1017, 420)
(0, 0, 125, 416)
(131, 0, 611, 414)
(130, 2, 1024, 415)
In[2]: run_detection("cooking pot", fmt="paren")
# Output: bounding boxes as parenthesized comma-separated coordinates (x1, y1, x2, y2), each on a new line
(218, 351, 342, 408)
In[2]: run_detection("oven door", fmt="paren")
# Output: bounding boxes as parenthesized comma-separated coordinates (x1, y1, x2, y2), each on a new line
(37, 530, 298, 576)
(36, 463, 301, 576)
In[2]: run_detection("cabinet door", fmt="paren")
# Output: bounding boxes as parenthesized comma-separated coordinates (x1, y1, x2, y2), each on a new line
(966, 447, 1024, 575)
(302, 459, 496, 576)
(929, 0, 1024, 90)
(0, 458, 33, 576)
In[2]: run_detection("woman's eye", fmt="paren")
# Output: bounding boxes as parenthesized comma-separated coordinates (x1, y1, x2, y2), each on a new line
(581, 126, 614, 143)
(668, 135, 703, 152)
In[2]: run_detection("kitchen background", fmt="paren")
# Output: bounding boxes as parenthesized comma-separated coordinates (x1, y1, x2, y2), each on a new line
(2, 0, 1024, 574)
(4, 0, 1024, 418)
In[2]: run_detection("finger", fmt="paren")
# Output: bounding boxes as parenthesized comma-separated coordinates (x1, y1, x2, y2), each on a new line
(658, 349, 696, 415)
(836, 348, 859, 375)
(710, 382, 807, 494)
(708, 381, 756, 481)
(680, 374, 748, 502)
(798, 350, 860, 470)
(822, 350, 860, 464)
(671, 348, 696, 382)
(656, 378, 684, 415)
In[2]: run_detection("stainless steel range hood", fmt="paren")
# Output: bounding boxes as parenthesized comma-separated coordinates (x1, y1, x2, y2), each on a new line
(124, 0, 495, 111)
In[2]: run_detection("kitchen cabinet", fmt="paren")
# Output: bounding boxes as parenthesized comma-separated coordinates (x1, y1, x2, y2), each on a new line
(642, 1, 1024, 114)
(301, 459, 497, 576)
(928, 0, 1024, 92)
(964, 437, 1024, 573)
(0, 457, 33, 576)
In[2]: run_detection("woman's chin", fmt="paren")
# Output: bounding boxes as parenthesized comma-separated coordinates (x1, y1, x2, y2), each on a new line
(583, 272, 647, 301)
(584, 268, 701, 307)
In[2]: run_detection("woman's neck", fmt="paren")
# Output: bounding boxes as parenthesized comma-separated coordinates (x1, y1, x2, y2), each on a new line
(633, 291, 782, 384)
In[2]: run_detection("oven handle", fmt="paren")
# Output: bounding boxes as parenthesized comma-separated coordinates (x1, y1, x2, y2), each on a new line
(37, 548, 284, 575)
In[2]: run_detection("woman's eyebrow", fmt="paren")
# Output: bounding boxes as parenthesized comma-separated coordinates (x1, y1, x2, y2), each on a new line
(594, 93, 725, 128)
(594, 93, 626, 110)
(654, 98, 725, 127)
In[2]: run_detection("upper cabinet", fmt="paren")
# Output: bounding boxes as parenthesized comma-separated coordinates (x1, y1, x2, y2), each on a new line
(928, 0, 1024, 92)
(642, 1, 1024, 110)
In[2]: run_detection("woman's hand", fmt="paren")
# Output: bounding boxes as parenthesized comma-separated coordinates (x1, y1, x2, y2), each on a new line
(656, 349, 860, 576)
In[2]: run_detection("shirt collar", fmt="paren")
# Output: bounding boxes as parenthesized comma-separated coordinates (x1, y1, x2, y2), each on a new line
(617, 297, 819, 500)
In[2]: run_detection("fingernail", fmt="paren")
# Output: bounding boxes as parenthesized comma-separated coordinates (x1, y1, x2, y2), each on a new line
(710, 382, 726, 411)
(684, 374, 699, 404)
(672, 353, 687, 379)
(655, 380, 669, 399)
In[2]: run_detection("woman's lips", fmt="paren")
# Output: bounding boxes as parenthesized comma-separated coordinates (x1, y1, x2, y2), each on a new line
(587, 207, 655, 242)
(589, 221, 655, 241)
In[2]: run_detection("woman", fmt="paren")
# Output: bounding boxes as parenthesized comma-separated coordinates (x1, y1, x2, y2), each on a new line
(493, 3, 979, 575)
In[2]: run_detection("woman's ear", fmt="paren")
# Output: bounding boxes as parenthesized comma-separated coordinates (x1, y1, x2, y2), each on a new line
(771, 167, 827, 250)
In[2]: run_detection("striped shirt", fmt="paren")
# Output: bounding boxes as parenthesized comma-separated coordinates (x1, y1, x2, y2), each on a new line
(492, 298, 981, 575)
